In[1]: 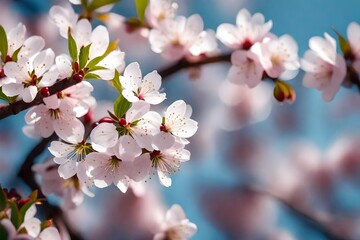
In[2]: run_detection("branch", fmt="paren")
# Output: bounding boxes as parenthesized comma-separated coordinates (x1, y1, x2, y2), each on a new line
(0, 76, 79, 120)
(158, 53, 232, 79)
(248, 186, 349, 240)
(17, 135, 84, 240)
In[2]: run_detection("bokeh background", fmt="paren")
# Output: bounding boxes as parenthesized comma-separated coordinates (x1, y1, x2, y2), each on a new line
(2, 0, 360, 239)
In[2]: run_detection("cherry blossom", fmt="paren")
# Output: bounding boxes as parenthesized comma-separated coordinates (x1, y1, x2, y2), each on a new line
(43, 81, 96, 117)
(145, 0, 178, 28)
(227, 50, 264, 88)
(133, 143, 190, 187)
(249, 35, 300, 80)
(32, 161, 91, 209)
(24, 101, 84, 142)
(49, 4, 78, 38)
(3, 48, 58, 103)
(68, 0, 115, 13)
(347, 22, 360, 73)
(216, 8, 272, 50)
(85, 151, 134, 193)
(1, 205, 61, 240)
(301, 33, 346, 101)
(153, 204, 197, 240)
(149, 14, 217, 60)
(121, 62, 166, 104)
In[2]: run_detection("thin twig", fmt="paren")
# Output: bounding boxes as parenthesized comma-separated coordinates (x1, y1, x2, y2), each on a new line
(158, 53, 231, 79)
(0, 76, 79, 120)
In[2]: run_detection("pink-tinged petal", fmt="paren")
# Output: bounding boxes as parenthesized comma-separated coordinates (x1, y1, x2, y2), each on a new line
(166, 204, 186, 223)
(48, 141, 73, 157)
(115, 179, 129, 193)
(171, 119, 198, 138)
(92, 166, 113, 188)
(98, 50, 125, 70)
(157, 168, 171, 187)
(165, 100, 186, 119)
(53, 157, 67, 165)
(2, 83, 24, 97)
(39, 227, 61, 240)
(143, 70, 162, 91)
(39, 70, 59, 87)
(58, 101, 77, 119)
(236, 8, 251, 27)
(22, 85, 38, 103)
(57, 118, 84, 143)
(19, 36, 45, 60)
(183, 14, 204, 43)
(348, 22, 360, 54)
(56, 54, 73, 79)
(131, 131, 153, 150)
(74, 19, 92, 48)
(118, 135, 142, 158)
(3, 62, 28, 80)
(49, 5, 77, 38)
(143, 92, 166, 105)
(90, 25, 109, 59)
(189, 30, 217, 56)
(216, 24, 241, 49)
(123, 62, 142, 90)
(122, 88, 139, 103)
(25, 105, 47, 124)
(126, 101, 150, 122)
(152, 132, 175, 150)
(149, 29, 169, 53)
(7, 23, 26, 56)
(33, 49, 55, 76)
(24, 204, 37, 220)
(309, 33, 336, 64)
(43, 95, 60, 109)
(58, 160, 77, 179)
(162, 46, 185, 61)
(131, 153, 151, 182)
(90, 123, 118, 150)
(1, 219, 17, 239)
(23, 217, 41, 237)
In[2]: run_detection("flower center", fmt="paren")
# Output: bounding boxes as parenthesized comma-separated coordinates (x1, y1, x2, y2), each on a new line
(66, 142, 92, 163)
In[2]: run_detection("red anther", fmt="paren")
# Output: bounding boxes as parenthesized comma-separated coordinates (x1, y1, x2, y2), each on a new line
(73, 61, 79, 73)
(40, 87, 50, 97)
(99, 117, 116, 124)
(242, 39, 252, 50)
(119, 117, 127, 127)
(84, 110, 93, 124)
(73, 72, 84, 82)
(150, 150, 161, 159)
(79, 70, 85, 76)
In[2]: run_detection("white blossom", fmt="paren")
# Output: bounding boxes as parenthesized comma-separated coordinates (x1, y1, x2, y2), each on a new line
(301, 33, 346, 101)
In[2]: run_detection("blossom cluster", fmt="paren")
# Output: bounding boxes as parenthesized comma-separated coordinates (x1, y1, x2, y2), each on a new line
(0, 187, 61, 240)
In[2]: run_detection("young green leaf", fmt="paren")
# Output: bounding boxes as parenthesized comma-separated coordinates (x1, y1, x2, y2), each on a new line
(11, 47, 22, 62)
(68, 29, 78, 61)
(28, 190, 38, 201)
(135, 0, 149, 22)
(114, 95, 131, 118)
(84, 73, 101, 80)
(0, 186, 6, 211)
(112, 70, 122, 94)
(9, 200, 20, 229)
(79, 44, 91, 70)
(19, 200, 35, 224)
(333, 28, 351, 57)
(0, 25, 8, 63)
(87, 0, 120, 12)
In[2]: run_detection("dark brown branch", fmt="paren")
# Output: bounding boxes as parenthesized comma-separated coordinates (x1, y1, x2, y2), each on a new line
(0, 76, 79, 120)
(158, 53, 232, 79)
(248, 186, 348, 240)
(18, 135, 84, 240)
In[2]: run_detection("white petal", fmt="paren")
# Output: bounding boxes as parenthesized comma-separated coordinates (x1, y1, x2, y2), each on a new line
(158, 169, 171, 187)
(54, 118, 84, 144)
(152, 132, 175, 150)
(48, 141, 73, 157)
(56, 54, 73, 79)
(90, 123, 118, 150)
(2, 83, 24, 97)
(39, 227, 61, 240)
(90, 25, 109, 59)
(33, 49, 55, 76)
(58, 161, 77, 179)
(22, 85, 38, 103)
(19, 36, 45, 60)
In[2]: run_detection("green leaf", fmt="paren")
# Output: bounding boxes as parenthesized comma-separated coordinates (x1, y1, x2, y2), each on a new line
(68, 29, 78, 61)
(9, 200, 20, 229)
(87, 0, 120, 12)
(86, 55, 105, 70)
(333, 28, 351, 56)
(19, 200, 35, 224)
(0, 25, 8, 63)
(114, 95, 131, 118)
(0, 87, 10, 103)
(135, 0, 148, 22)
(87, 66, 108, 72)
(0, 224, 8, 240)
(81, 0, 88, 7)
(79, 44, 91, 70)
(11, 47, 22, 62)
(112, 70, 122, 94)
(28, 190, 38, 201)
(0, 186, 6, 211)
(84, 73, 101, 80)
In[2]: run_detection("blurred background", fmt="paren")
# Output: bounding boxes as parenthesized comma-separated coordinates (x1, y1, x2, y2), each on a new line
(2, 0, 360, 239)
